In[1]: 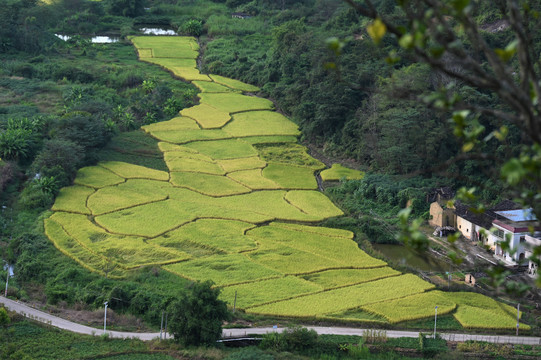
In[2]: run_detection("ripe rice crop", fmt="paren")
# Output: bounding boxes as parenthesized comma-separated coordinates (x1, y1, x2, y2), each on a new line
(142, 117, 200, 132)
(361, 291, 456, 323)
(269, 222, 353, 239)
(99, 161, 169, 181)
(168, 67, 211, 81)
(136, 48, 153, 58)
(223, 111, 300, 137)
(303, 268, 400, 289)
(164, 253, 282, 286)
(256, 143, 325, 169)
(199, 93, 273, 113)
(247, 242, 344, 274)
(167, 188, 274, 224)
(164, 149, 215, 163)
(241, 135, 298, 144)
(74, 166, 125, 188)
(218, 156, 266, 173)
(247, 223, 384, 268)
(227, 169, 281, 190)
(220, 277, 322, 309)
(92, 237, 190, 269)
(51, 185, 94, 214)
(44, 218, 127, 278)
(145, 128, 230, 144)
(157, 219, 257, 253)
(180, 104, 231, 129)
(150, 237, 219, 258)
(447, 292, 529, 330)
(51, 212, 189, 269)
(158, 142, 198, 153)
(163, 155, 225, 175)
(130, 36, 199, 58)
(320, 163, 364, 181)
(141, 57, 198, 69)
(87, 179, 171, 215)
(262, 163, 318, 189)
(95, 199, 197, 237)
(214, 191, 322, 222)
(170, 172, 251, 196)
(247, 274, 435, 317)
(453, 307, 529, 330)
(284, 190, 344, 218)
(184, 139, 258, 160)
(192, 80, 239, 93)
(209, 74, 260, 92)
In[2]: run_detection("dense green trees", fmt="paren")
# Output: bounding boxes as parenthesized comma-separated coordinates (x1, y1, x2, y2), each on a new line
(167, 281, 230, 346)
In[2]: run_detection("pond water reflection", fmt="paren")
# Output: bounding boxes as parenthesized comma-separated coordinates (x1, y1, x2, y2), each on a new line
(55, 34, 120, 43)
(139, 28, 176, 35)
(372, 243, 449, 271)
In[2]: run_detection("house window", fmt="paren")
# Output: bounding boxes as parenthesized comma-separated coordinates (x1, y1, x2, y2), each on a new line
(494, 229, 504, 240)
(520, 236, 526, 243)
(459, 225, 462, 229)
(467, 228, 469, 232)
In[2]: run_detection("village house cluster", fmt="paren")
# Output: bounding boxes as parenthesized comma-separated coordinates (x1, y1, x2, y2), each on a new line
(428, 188, 541, 277)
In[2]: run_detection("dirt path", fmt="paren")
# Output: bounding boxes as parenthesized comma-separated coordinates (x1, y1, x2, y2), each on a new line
(2, 296, 539, 345)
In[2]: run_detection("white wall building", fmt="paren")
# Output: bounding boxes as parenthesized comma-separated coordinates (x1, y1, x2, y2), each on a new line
(487, 209, 541, 264)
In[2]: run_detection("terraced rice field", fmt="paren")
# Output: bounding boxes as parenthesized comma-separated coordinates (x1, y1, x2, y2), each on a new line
(44, 36, 526, 330)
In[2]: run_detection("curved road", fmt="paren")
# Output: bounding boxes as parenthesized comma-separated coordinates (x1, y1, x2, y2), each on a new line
(1, 296, 540, 345)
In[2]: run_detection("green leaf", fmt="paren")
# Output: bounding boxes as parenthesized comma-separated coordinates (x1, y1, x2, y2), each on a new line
(324, 62, 337, 69)
(429, 45, 445, 58)
(501, 158, 527, 185)
(398, 33, 413, 49)
(385, 50, 400, 64)
(495, 40, 518, 62)
(462, 141, 474, 152)
(451, 0, 471, 12)
(367, 18, 387, 45)
(493, 126, 508, 142)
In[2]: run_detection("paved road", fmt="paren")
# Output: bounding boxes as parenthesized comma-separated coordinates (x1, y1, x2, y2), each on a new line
(2, 296, 540, 345)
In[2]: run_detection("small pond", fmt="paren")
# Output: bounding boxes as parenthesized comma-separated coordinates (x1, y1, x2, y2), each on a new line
(139, 27, 176, 35)
(372, 243, 450, 272)
(55, 34, 120, 43)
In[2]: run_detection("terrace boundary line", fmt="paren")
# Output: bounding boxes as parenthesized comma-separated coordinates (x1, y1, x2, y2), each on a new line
(2, 296, 540, 345)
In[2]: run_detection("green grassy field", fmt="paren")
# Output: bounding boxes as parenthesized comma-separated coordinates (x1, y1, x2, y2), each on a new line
(41, 36, 527, 330)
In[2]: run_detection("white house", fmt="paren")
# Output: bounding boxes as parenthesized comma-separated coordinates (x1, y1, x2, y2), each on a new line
(487, 209, 541, 264)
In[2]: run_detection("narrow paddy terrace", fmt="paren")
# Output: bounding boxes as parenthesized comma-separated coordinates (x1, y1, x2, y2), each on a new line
(44, 36, 528, 331)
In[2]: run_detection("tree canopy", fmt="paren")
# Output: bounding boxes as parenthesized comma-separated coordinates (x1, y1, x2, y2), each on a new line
(167, 280, 230, 346)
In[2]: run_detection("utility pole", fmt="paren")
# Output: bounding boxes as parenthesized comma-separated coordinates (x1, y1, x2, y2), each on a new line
(233, 290, 237, 313)
(164, 312, 168, 339)
(433, 306, 438, 339)
(103, 301, 108, 334)
(516, 303, 520, 336)
(160, 311, 164, 340)
(4, 268, 8, 297)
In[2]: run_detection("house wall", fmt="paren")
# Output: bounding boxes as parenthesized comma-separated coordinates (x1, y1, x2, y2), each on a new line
(490, 224, 531, 263)
(471, 224, 488, 242)
(429, 202, 455, 228)
(457, 216, 474, 240)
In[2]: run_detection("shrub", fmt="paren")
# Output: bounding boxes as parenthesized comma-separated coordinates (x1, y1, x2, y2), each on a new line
(260, 327, 318, 352)
(179, 19, 203, 37)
